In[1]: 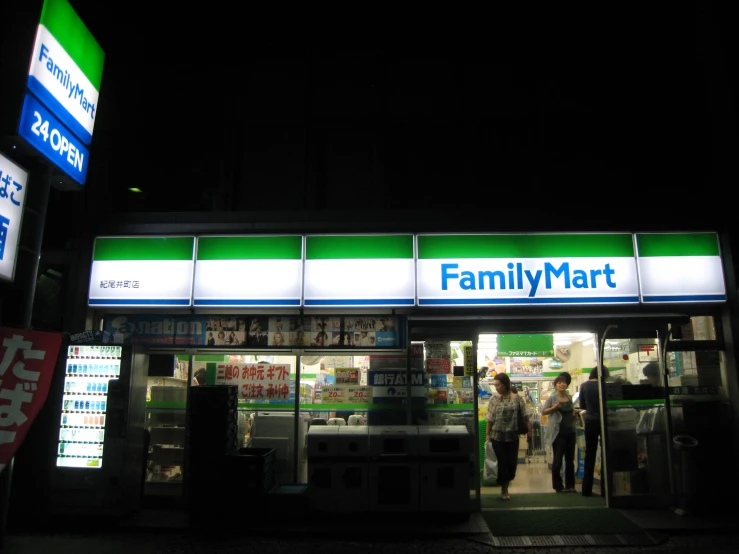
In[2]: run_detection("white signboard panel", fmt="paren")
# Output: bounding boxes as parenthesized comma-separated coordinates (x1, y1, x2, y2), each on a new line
(88, 260, 194, 307)
(193, 260, 302, 307)
(0, 155, 29, 282)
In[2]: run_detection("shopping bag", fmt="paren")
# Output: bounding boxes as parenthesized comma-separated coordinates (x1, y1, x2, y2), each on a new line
(482, 440, 498, 484)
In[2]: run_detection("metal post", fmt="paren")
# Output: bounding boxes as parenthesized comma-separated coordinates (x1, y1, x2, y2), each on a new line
(598, 324, 618, 506)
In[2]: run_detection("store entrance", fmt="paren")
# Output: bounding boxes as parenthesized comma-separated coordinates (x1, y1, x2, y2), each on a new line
(411, 314, 685, 512)
(473, 330, 603, 506)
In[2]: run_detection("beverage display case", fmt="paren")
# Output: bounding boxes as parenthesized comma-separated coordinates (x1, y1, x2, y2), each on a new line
(57, 344, 122, 468)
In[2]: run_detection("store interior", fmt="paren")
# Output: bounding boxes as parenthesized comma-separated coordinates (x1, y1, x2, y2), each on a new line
(140, 321, 710, 507)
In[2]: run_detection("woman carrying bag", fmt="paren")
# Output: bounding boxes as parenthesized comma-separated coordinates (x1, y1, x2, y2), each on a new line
(542, 374, 581, 492)
(485, 373, 531, 500)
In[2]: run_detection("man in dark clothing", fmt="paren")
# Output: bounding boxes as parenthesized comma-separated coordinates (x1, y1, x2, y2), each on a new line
(578, 365, 609, 496)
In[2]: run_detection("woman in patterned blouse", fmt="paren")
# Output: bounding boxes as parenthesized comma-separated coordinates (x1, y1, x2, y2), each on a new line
(485, 373, 531, 500)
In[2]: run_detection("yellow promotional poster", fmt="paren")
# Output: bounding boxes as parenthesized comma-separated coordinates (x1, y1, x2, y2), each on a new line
(321, 386, 346, 404)
(347, 386, 371, 404)
(463, 345, 474, 376)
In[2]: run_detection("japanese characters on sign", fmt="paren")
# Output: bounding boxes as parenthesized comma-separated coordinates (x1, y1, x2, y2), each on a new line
(213, 362, 291, 401)
(91, 233, 729, 307)
(0, 154, 29, 282)
(334, 368, 359, 385)
(0, 327, 63, 473)
(669, 386, 720, 395)
(320, 384, 371, 405)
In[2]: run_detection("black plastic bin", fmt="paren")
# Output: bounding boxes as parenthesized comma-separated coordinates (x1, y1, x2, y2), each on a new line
(673, 434, 699, 513)
(226, 447, 277, 496)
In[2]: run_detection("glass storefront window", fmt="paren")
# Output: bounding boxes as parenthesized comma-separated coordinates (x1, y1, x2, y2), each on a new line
(298, 353, 371, 426)
(666, 350, 725, 391)
(669, 316, 717, 341)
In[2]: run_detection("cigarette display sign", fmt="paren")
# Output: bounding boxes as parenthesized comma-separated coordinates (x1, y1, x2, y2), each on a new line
(0, 154, 29, 282)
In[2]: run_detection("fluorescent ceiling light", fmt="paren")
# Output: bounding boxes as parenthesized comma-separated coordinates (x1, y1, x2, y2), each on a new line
(582, 339, 594, 346)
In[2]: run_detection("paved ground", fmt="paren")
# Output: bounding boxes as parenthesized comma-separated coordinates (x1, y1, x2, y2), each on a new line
(3, 529, 739, 554)
(3, 506, 738, 554)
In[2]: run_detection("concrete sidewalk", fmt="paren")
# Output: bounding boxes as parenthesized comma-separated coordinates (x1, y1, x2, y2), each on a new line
(3, 506, 738, 554)
(3, 527, 739, 554)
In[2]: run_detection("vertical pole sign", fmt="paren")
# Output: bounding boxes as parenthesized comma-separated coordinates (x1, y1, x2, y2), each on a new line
(17, 0, 104, 186)
(0, 155, 29, 283)
(0, 327, 63, 474)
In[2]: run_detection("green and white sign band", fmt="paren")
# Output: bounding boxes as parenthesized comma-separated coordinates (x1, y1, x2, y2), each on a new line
(303, 235, 415, 307)
(636, 233, 726, 303)
(416, 234, 639, 306)
(28, 0, 104, 145)
(89, 237, 195, 307)
(88, 232, 727, 308)
(193, 236, 303, 307)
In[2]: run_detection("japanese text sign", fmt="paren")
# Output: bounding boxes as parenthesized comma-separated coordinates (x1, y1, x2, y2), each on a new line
(0, 327, 63, 473)
(20, 0, 104, 186)
(334, 368, 359, 384)
(0, 154, 29, 282)
(214, 362, 291, 400)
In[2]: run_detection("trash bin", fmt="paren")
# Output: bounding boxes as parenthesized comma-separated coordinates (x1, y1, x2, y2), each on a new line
(226, 447, 277, 496)
(673, 434, 699, 514)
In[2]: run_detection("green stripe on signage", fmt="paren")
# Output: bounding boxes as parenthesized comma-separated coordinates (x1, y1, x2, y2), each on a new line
(40, 0, 105, 88)
(417, 234, 634, 259)
(636, 233, 720, 257)
(93, 237, 194, 261)
(193, 355, 230, 362)
(306, 235, 414, 259)
(197, 236, 302, 260)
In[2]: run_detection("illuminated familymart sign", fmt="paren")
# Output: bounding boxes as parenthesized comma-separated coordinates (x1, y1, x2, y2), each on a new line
(88, 237, 195, 307)
(303, 235, 415, 307)
(26, 0, 103, 145)
(416, 233, 640, 306)
(87, 232, 728, 308)
(18, 0, 103, 185)
(636, 233, 726, 303)
(193, 236, 303, 307)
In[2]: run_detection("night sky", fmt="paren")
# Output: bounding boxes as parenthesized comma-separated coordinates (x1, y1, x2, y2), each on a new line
(3, 2, 739, 233)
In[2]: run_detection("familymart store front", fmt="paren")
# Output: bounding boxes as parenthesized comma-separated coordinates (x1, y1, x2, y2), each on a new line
(84, 232, 738, 514)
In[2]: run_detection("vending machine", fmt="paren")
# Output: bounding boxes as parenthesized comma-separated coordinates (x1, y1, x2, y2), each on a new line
(50, 341, 149, 516)
(57, 344, 121, 468)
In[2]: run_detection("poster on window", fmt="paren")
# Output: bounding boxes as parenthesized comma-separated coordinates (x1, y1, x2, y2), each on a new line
(246, 316, 269, 346)
(509, 357, 544, 377)
(0, 327, 63, 474)
(335, 368, 360, 385)
(213, 362, 291, 400)
(206, 317, 247, 346)
(346, 316, 398, 348)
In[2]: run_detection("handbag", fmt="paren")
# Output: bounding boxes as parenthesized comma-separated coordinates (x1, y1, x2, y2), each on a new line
(517, 400, 529, 435)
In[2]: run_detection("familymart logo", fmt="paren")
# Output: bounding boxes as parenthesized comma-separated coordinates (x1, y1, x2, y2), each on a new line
(26, 0, 104, 145)
(441, 261, 617, 297)
(417, 234, 640, 306)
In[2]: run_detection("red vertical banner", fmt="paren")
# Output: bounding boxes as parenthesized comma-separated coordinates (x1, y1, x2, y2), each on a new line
(0, 327, 63, 474)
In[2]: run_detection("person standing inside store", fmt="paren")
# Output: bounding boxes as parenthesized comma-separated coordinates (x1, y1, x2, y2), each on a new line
(579, 364, 609, 496)
(558, 371, 572, 390)
(542, 374, 579, 492)
(485, 373, 531, 501)
(641, 362, 661, 387)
